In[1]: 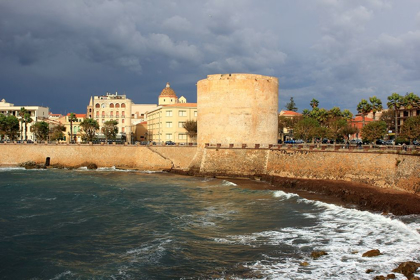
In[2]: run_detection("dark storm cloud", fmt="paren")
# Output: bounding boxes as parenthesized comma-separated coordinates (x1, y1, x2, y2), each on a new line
(1, 0, 420, 114)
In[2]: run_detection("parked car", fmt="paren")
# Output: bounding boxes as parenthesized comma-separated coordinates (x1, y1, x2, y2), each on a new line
(376, 139, 386, 145)
(350, 139, 362, 144)
(165, 141, 176, 145)
(413, 140, 420, 146)
(322, 139, 334, 144)
(384, 140, 395, 145)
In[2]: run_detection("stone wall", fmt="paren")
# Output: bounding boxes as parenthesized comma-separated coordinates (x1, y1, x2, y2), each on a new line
(0, 143, 197, 171)
(199, 147, 420, 193)
(1, 144, 419, 193)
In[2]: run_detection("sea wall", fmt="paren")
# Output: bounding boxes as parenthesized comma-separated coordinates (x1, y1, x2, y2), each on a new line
(0, 143, 197, 171)
(199, 147, 420, 193)
(1, 144, 419, 193)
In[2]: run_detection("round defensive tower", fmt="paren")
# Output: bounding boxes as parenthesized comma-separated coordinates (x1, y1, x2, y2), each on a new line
(197, 73, 279, 147)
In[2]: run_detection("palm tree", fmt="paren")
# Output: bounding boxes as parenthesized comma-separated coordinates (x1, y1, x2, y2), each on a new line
(357, 99, 372, 127)
(310, 98, 319, 109)
(403, 92, 419, 117)
(80, 118, 99, 141)
(68, 113, 78, 143)
(387, 93, 403, 138)
(369, 96, 382, 120)
(23, 112, 33, 141)
(18, 107, 27, 141)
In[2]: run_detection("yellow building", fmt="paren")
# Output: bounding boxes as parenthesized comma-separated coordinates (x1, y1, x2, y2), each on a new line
(147, 83, 197, 144)
(58, 113, 87, 143)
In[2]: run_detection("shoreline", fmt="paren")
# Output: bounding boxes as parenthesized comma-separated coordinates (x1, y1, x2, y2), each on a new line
(3, 163, 420, 215)
(171, 169, 420, 216)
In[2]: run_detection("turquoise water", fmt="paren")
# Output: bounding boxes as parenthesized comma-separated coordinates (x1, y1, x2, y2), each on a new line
(0, 167, 419, 279)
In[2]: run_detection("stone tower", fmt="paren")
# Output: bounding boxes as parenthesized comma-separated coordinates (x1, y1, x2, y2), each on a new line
(197, 73, 278, 147)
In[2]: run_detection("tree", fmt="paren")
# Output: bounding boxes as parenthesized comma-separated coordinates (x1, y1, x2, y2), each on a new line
(183, 120, 197, 142)
(340, 124, 359, 141)
(379, 109, 395, 135)
(18, 107, 27, 141)
(0, 114, 20, 140)
(341, 109, 353, 120)
(310, 98, 319, 109)
(361, 121, 387, 144)
(32, 121, 49, 141)
(369, 96, 383, 120)
(294, 117, 320, 143)
(102, 120, 119, 142)
(357, 99, 372, 127)
(80, 118, 99, 141)
(23, 112, 33, 141)
(68, 113, 78, 143)
(285, 97, 298, 112)
(302, 109, 311, 117)
(326, 118, 348, 143)
(403, 92, 419, 117)
(50, 124, 65, 141)
(387, 93, 404, 138)
(400, 115, 420, 145)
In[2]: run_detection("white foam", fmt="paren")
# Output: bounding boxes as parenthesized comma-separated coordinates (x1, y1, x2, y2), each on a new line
(216, 193, 420, 279)
(222, 180, 237, 186)
(0, 167, 25, 171)
(273, 190, 300, 200)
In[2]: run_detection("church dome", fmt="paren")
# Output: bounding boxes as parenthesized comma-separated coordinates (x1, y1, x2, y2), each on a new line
(159, 82, 178, 98)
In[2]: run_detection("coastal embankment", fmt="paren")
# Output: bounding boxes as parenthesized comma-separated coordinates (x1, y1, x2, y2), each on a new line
(1, 143, 419, 214)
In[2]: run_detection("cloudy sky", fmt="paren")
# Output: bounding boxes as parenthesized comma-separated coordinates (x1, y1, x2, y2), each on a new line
(1, 0, 420, 115)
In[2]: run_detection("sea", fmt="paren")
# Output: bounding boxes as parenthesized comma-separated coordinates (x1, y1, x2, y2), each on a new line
(0, 167, 419, 280)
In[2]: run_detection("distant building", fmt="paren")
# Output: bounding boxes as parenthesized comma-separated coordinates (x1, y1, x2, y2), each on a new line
(348, 115, 375, 140)
(58, 113, 87, 143)
(146, 83, 197, 144)
(278, 110, 302, 141)
(0, 99, 49, 141)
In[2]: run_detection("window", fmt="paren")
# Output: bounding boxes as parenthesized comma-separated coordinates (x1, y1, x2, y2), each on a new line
(101, 103, 106, 108)
(122, 127, 125, 132)
(178, 134, 187, 140)
(95, 103, 100, 108)
(121, 103, 126, 108)
(116, 103, 120, 108)
(166, 110, 173, 117)
(166, 133, 172, 140)
(110, 103, 114, 108)
(178, 121, 185, 128)
(122, 119, 124, 124)
(166, 122, 173, 128)
(179, 110, 186, 117)
(194, 111, 197, 117)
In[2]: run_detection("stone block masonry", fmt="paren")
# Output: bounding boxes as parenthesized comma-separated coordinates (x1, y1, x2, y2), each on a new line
(0, 144, 419, 194)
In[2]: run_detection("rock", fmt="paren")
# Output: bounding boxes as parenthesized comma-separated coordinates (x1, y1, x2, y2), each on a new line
(86, 163, 98, 170)
(300, 262, 309, 266)
(311, 251, 328, 259)
(19, 161, 45, 169)
(366, 269, 375, 274)
(373, 276, 386, 280)
(392, 261, 420, 279)
(362, 249, 381, 257)
(386, 274, 396, 279)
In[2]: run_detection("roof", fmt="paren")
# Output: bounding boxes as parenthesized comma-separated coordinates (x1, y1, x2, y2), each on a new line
(279, 110, 302, 116)
(67, 113, 86, 118)
(163, 103, 197, 107)
(159, 82, 178, 98)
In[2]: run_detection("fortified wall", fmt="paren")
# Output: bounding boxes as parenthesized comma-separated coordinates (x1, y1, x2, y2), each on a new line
(1, 144, 419, 194)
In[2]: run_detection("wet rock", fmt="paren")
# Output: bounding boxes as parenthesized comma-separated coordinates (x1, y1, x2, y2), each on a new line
(311, 251, 328, 259)
(392, 261, 420, 279)
(366, 269, 375, 274)
(86, 163, 98, 170)
(300, 261, 309, 266)
(362, 249, 381, 257)
(19, 161, 45, 169)
(373, 276, 386, 280)
(386, 274, 396, 279)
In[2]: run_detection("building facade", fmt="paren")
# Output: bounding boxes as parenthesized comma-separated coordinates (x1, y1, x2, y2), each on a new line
(146, 83, 197, 144)
(86, 92, 133, 141)
(0, 99, 49, 141)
